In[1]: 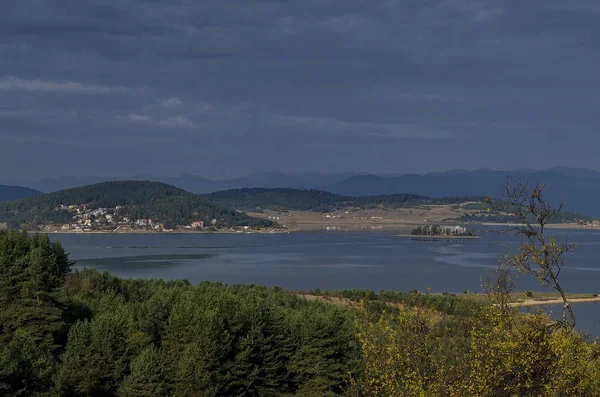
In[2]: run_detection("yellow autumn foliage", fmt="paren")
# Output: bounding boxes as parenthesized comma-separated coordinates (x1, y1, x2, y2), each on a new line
(354, 305, 600, 397)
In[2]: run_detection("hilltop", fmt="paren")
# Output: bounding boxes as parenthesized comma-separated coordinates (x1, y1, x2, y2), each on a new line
(27, 172, 359, 193)
(0, 184, 41, 203)
(0, 181, 276, 231)
(202, 188, 353, 212)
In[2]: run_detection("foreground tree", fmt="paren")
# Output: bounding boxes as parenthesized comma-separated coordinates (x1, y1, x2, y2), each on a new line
(0, 230, 72, 396)
(486, 177, 577, 328)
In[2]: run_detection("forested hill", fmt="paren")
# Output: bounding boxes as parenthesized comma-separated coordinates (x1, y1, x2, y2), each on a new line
(202, 188, 481, 212)
(0, 181, 275, 229)
(353, 194, 478, 208)
(203, 188, 354, 212)
(0, 184, 42, 202)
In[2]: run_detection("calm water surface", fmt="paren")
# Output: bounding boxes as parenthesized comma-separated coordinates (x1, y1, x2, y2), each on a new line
(50, 226, 600, 335)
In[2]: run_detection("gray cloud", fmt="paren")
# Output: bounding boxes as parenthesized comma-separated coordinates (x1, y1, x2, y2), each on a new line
(119, 113, 202, 129)
(0, 76, 128, 94)
(270, 115, 453, 140)
(0, 0, 599, 181)
(439, 0, 503, 22)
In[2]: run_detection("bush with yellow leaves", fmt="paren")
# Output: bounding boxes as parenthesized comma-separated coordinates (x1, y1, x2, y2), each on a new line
(354, 304, 600, 397)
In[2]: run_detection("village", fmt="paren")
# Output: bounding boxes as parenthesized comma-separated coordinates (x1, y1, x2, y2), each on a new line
(49, 204, 166, 232)
(46, 204, 257, 233)
(577, 219, 600, 228)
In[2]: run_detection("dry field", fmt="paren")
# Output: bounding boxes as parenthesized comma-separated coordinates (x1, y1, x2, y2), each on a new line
(249, 202, 489, 232)
(248, 202, 600, 232)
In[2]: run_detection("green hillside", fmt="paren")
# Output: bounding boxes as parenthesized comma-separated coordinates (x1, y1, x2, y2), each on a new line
(203, 188, 481, 212)
(352, 194, 477, 208)
(203, 188, 353, 212)
(0, 184, 42, 202)
(0, 181, 276, 229)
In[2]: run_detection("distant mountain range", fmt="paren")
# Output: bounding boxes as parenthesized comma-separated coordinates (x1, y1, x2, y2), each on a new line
(12, 167, 600, 217)
(0, 185, 42, 203)
(325, 168, 600, 217)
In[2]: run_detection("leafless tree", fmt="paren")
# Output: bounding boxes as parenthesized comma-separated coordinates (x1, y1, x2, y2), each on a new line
(481, 261, 514, 314)
(486, 177, 577, 328)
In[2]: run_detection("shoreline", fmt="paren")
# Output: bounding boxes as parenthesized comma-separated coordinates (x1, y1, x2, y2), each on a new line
(31, 223, 599, 234)
(297, 293, 600, 311)
(397, 234, 480, 239)
(475, 222, 600, 230)
(35, 229, 289, 235)
(509, 297, 600, 307)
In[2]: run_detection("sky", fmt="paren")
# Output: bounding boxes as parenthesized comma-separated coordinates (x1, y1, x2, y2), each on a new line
(1, 0, 599, 182)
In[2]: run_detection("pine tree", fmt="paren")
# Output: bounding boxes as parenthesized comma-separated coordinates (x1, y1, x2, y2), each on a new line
(118, 346, 169, 397)
(0, 329, 54, 397)
(0, 230, 72, 396)
(55, 307, 139, 396)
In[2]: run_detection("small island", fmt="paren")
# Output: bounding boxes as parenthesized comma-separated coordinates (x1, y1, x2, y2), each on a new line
(406, 225, 479, 240)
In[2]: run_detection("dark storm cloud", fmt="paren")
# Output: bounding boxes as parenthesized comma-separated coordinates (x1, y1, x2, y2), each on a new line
(1, 0, 599, 181)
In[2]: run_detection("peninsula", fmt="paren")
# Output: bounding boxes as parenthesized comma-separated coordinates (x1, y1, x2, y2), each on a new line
(0, 181, 278, 233)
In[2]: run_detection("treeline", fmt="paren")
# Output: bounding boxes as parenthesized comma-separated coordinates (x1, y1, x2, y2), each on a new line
(0, 181, 275, 229)
(307, 289, 484, 317)
(116, 195, 275, 229)
(203, 188, 350, 212)
(411, 225, 476, 237)
(203, 188, 481, 212)
(353, 194, 477, 209)
(0, 230, 358, 396)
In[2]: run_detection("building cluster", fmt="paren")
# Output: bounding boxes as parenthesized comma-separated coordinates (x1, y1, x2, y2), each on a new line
(577, 219, 600, 228)
(56, 204, 165, 231)
(323, 213, 384, 221)
(47, 204, 269, 233)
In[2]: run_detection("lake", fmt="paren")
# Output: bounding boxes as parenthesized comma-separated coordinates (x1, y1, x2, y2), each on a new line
(51, 226, 600, 336)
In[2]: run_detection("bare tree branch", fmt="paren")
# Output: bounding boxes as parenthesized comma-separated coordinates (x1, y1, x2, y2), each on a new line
(486, 176, 576, 329)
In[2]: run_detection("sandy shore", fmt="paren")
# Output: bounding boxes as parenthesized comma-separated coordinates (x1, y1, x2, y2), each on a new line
(478, 222, 599, 230)
(397, 234, 480, 239)
(36, 228, 287, 235)
(510, 297, 600, 307)
(298, 292, 600, 310)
